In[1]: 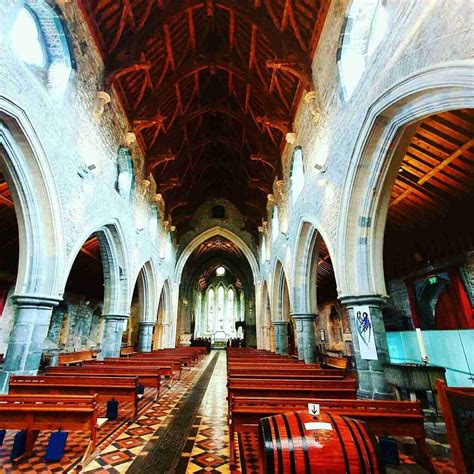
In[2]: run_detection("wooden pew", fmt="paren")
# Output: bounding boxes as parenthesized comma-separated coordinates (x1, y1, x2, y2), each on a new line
(321, 354, 350, 370)
(436, 380, 474, 474)
(47, 366, 161, 399)
(227, 395, 433, 470)
(9, 375, 139, 417)
(58, 349, 96, 366)
(120, 346, 138, 357)
(84, 359, 176, 379)
(227, 366, 347, 379)
(227, 378, 357, 399)
(0, 394, 98, 465)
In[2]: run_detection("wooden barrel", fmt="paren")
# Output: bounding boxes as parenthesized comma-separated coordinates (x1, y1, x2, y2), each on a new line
(259, 411, 383, 473)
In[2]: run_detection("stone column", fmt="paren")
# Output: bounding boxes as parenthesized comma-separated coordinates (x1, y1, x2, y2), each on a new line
(138, 321, 155, 352)
(272, 321, 288, 355)
(340, 295, 393, 399)
(101, 314, 128, 358)
(1, 295, 61, 391)
(292, 313, 317, 363)
(162, 322, 172, 348)
(262, 325, 270, 351)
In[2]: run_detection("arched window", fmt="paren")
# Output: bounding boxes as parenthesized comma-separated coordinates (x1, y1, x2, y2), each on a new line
(11, 2, 72, 97)
(290, 147, 305, 204)
(271, 206, 280, 243)
(116, 147, 135, 201)
(227, 288, 235, 332)
(12, 7, 46, 67)
(207, 288, 215, 332)
(261, 234, 268, 264)
(337, 0, 388, 99)
(217, 286, 225, 332)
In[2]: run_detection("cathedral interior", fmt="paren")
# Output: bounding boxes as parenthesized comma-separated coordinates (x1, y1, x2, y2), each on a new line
(0, 0, 472, 472)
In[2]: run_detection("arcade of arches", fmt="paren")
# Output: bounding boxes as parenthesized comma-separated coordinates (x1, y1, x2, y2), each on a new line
(0, 0, 472, 472)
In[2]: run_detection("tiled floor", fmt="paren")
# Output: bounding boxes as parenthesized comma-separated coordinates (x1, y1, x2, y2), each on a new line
(0, 351, 459, 473)
(176, 350, 241, 474)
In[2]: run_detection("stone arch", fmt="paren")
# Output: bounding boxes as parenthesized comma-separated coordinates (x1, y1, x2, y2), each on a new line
(175, 226, 259, 285)
(130, 259, 158, 323)
(152, 279, 173, 349)
(272, 260, 290, 323)
(292, 217, 337, 314)
(259, 280, 272, 350)
(65, 219, 129, 316)
(0, 96, 64, 297)
(338, 61, 474, 298)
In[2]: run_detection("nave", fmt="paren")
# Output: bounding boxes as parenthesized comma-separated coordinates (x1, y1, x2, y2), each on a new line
(0, 0, 473, 472)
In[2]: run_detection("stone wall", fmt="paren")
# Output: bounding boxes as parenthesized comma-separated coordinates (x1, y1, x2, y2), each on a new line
(257, 0, 473, 359)
(0, 0, 176, 365)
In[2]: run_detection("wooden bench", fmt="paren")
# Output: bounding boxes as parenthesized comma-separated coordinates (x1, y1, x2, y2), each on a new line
(321, 354, 350, 370)
(84, 359, 176, 379)
(227, 366, 347, 379)
(58, 350, 96, 366)
(227, 378, 357, 399)
(120, 346, 138, 357)
(227, 395, 433, 470)
(436, 380, 474, 474)
(0, 394, 98, 465)
(9, 375, 139, 417)
(113, 356, 183, 375)
(47, 366, 161, 399)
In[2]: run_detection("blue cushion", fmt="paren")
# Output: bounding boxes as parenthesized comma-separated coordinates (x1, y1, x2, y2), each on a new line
(44, 431, 68, 462)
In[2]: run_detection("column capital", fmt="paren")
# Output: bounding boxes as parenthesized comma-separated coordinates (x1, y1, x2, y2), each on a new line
(103, 314, 129, 321)
(339, 294, 388, 307)
(139, 320, 155, 327)
(12, 294, 63, 308)
(271, 320, 287, 326)
(291, 313, 317, 321)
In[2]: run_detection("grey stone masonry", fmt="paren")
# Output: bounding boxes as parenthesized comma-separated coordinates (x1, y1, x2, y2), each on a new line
(0, 294, 61, 392)
(138, 321, 155, 352)
(101, 315, 128, 359)
(272, 321, 288, 356)
(292, 313, 317, 363)
(340, 295, 394, 400)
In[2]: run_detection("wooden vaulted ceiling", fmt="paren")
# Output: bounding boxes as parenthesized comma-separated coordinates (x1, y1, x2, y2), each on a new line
(78, 0, 330, 229)
(384, 109, 474, 278)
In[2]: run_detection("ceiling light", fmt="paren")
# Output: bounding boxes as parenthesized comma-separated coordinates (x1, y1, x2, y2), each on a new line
(216, 266, 226, 276)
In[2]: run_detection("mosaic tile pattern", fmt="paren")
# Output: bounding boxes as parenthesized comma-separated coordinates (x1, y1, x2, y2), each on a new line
(0, 357, 208, 474)
(177, 351, 242, 474)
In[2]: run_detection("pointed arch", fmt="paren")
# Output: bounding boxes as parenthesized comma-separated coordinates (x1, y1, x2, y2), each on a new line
(338, 61, 474, 297)
(130, 259, 158, 322)
(175, 226, 259, 284)
(65, 219, 130, 315)
(0, 96, 64, 297)
(292, 217, 337, 314)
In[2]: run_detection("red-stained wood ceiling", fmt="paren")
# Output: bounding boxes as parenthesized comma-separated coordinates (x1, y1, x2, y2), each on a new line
(78, 0, 330, 230)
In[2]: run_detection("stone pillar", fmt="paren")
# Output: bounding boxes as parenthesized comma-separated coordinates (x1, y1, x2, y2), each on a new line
(1, 295, 61, 391)
(262, 325, 270, 351)
(138, 321, 155, 352)
(340, 295, 393, 399)
(102, 314, 128, 358)
(292, 313, 317, 363)
(272, 321, 288, 355)
(162, 322, 172, 348)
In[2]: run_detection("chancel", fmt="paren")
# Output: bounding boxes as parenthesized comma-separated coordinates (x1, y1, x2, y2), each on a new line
(0, 0, 472, 473)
